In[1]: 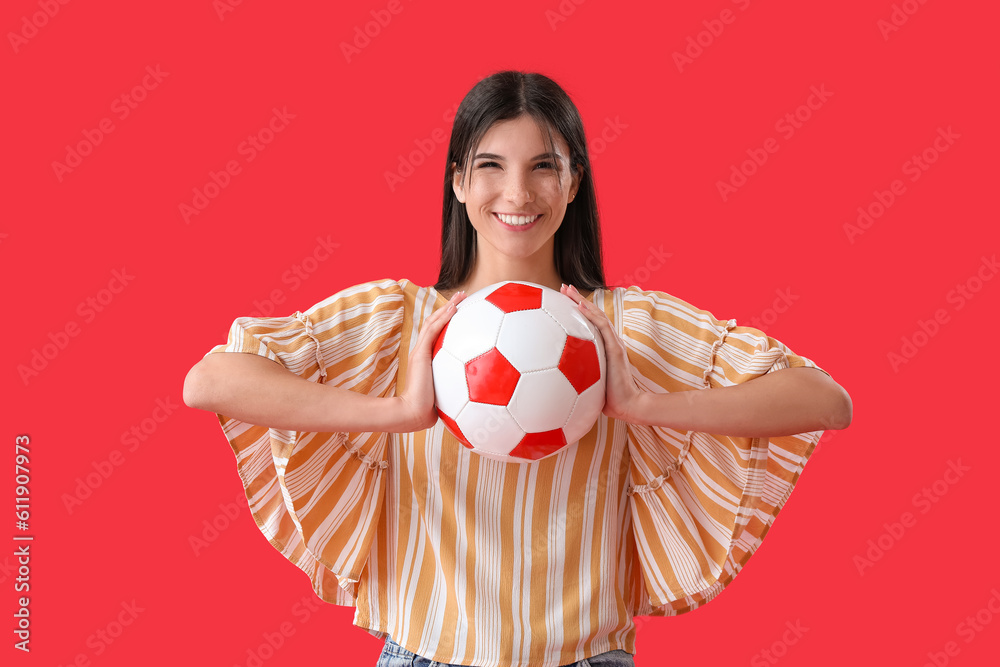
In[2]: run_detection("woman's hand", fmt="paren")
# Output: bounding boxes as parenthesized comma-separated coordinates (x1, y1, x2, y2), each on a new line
(394, 290, 467, 432)
(561, 283, 643, 422)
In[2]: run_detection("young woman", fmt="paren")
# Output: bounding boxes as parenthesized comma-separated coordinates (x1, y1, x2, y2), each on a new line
(184, 71, 852, 667)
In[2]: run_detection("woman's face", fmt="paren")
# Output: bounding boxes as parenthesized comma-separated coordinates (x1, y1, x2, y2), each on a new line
(452, 115, 581, 266)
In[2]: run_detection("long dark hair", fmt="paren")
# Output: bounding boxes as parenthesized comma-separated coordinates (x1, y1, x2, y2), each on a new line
(434, 71, 606, 292)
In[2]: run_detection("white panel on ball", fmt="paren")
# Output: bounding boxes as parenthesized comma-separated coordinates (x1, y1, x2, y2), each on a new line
(431, 349, 469, 419)
(496, 309, 567, 372)
(442, 299, 505, 363)
(565, 382, 605, 444)
(541, 289, 598, 341)
(456, 402, 525, 456)
(508, 368, 578, 432)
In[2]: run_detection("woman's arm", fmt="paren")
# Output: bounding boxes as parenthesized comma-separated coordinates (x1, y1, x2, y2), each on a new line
(183, 353, 411, 433)
(623, 366, 852, 437)
(562, 284, 852, 438)
(184, 290, 467, 434)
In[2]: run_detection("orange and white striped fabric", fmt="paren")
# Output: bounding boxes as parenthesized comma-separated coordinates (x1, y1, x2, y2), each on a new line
(206, 279, 829, 667)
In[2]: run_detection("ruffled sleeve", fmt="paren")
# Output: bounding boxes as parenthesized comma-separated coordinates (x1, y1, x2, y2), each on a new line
(616, 287, 830, 616)
(204, 280, 405, 604)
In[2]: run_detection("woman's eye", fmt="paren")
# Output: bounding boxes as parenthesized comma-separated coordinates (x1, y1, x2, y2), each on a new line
(475, 161, 556, 170)
(477, 161, 556, 169)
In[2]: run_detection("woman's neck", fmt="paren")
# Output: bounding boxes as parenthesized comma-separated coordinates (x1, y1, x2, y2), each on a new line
(454, 258, 560, 294)
(435, 262, 597, 302)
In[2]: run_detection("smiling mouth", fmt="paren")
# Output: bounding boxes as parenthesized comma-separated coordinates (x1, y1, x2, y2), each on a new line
(493, 212, 541, 226)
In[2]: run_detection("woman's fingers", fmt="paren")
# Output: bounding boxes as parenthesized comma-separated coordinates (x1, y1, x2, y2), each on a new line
(562, 283, 600, 320)
(562, 284, 640, 421)
(398, 291, 467, 430)
(414, 291, 466, 352)
(562, 284, 624, 354)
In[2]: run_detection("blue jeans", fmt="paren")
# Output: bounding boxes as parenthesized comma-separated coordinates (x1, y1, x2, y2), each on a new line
(376, 637, 635, 667)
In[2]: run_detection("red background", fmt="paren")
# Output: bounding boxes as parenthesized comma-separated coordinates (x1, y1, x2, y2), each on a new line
(4, 1, 999, 665)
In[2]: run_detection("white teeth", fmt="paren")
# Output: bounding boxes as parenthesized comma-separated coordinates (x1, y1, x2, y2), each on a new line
(496, 213, 539, 226)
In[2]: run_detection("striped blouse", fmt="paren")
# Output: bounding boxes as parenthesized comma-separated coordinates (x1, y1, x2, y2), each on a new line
(206, 278, 829, 667)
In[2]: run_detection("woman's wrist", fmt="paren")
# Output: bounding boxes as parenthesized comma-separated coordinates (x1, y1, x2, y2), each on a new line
(620, 389, 671, 427)
(379, 396, 436, 433)
(382, 396, 414, 433)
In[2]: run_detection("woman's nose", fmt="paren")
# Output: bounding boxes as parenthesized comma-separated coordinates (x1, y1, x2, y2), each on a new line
(504, 173, 534, 205)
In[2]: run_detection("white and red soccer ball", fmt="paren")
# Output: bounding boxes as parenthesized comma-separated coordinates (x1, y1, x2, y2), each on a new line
(432, 281, 606, 462)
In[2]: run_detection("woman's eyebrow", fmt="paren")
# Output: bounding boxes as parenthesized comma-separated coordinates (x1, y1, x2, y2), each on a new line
(473, 152, 562, 161)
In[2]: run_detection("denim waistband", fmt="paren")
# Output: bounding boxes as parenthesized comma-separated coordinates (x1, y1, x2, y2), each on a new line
(377, 637, 635, 667)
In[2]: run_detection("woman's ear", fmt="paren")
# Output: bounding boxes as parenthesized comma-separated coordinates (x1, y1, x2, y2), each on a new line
(451, 162, 466, 203)
(569, 164, 583, 202)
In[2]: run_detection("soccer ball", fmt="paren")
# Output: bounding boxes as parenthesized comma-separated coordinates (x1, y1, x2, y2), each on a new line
(432, 281, 606, 462)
